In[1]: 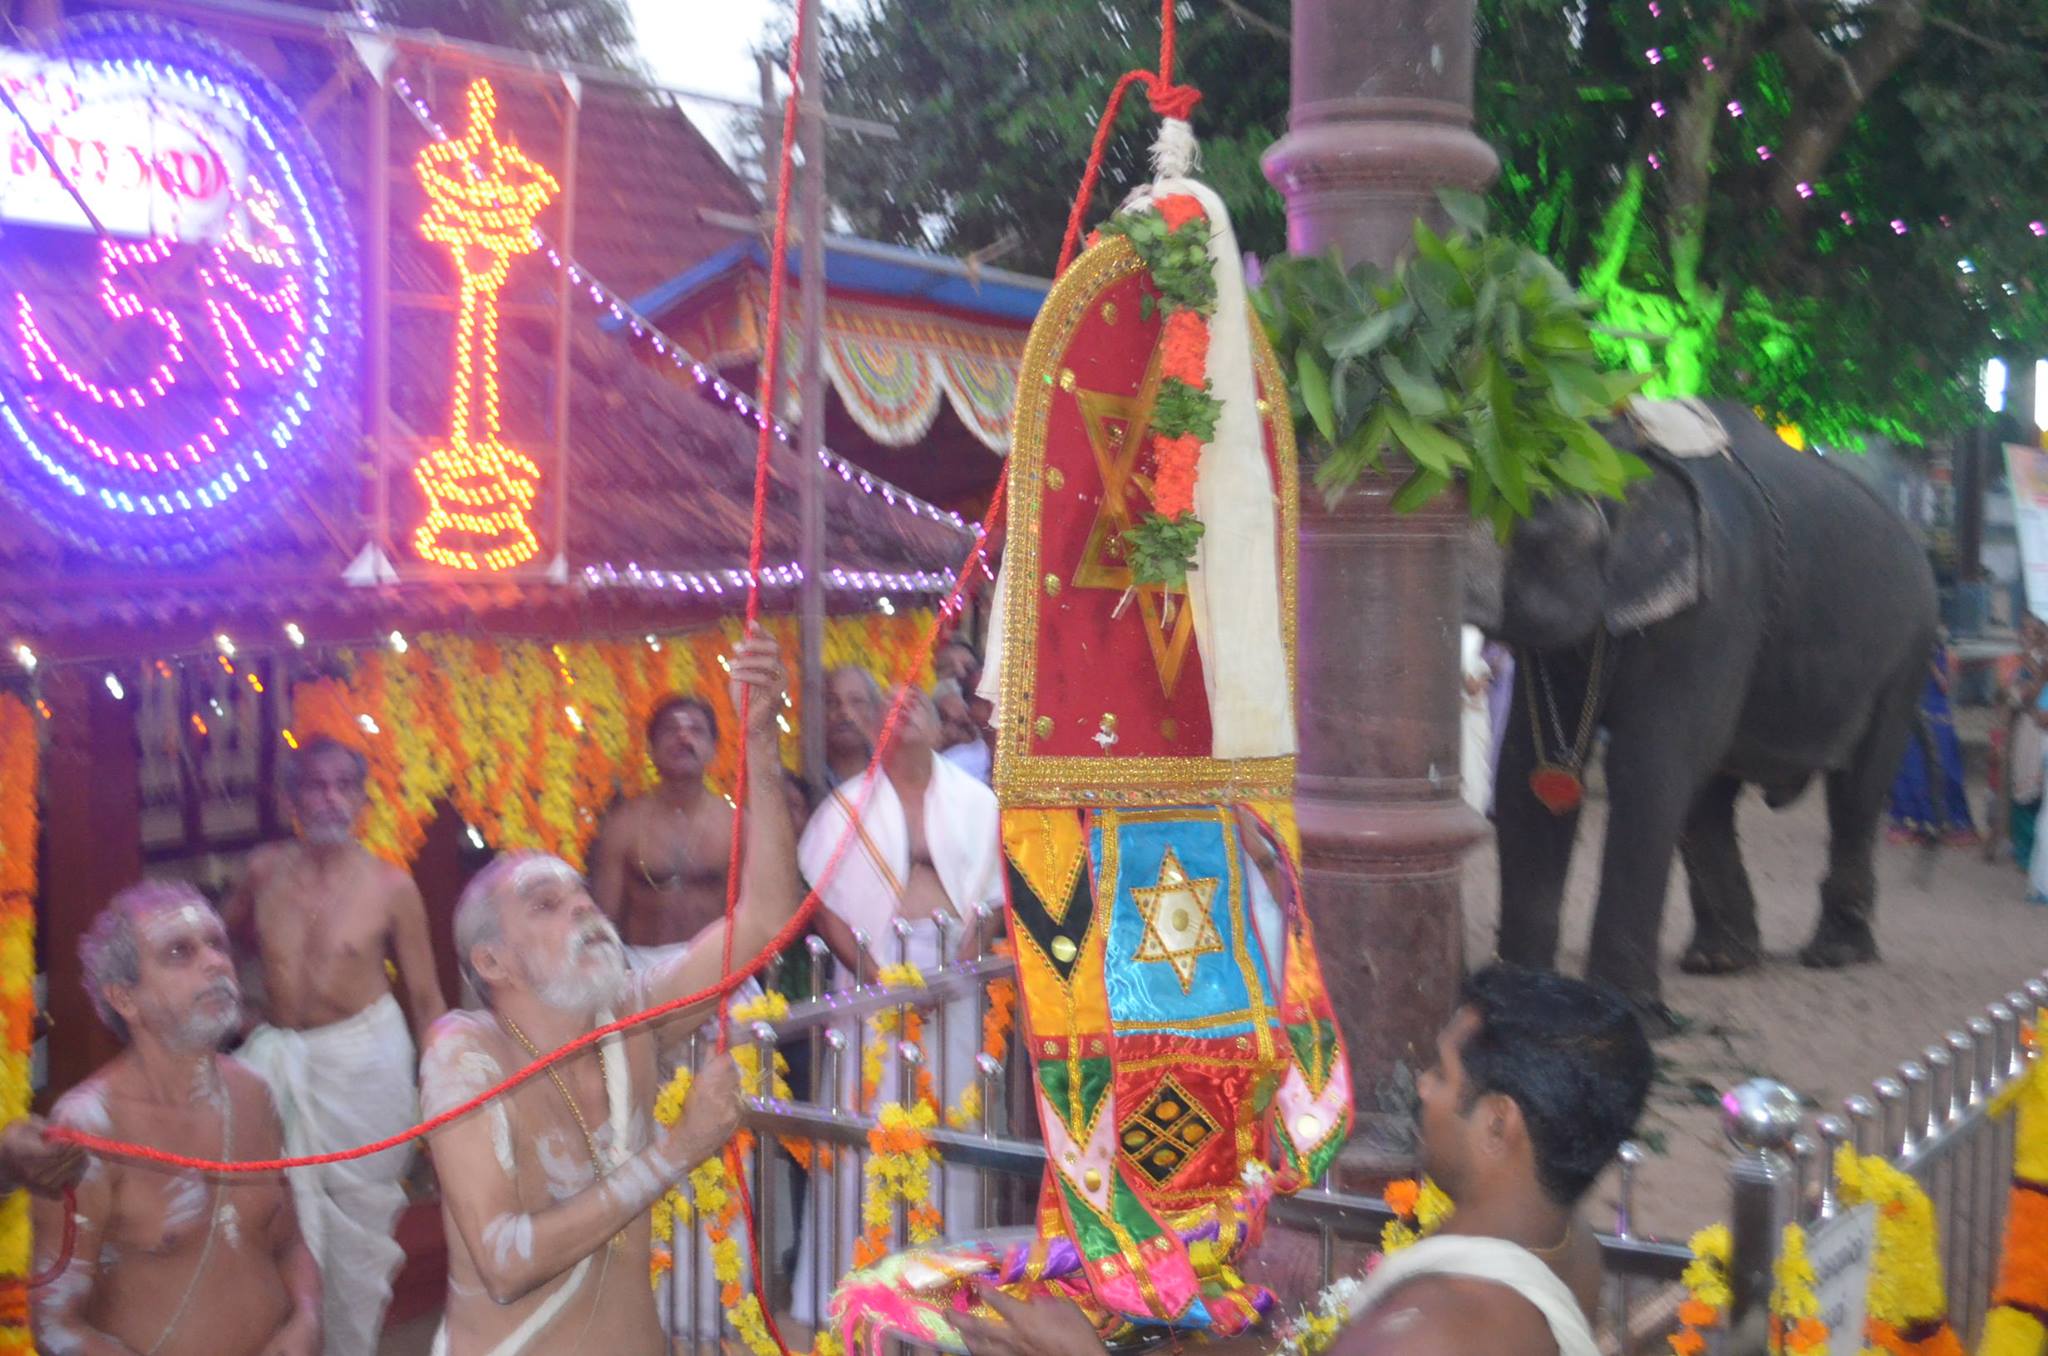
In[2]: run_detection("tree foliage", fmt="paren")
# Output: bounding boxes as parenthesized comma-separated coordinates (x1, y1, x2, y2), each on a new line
(811, 0, 2048, 445)
(285, 0, 641, 69)
(808, 0, 1290, 272)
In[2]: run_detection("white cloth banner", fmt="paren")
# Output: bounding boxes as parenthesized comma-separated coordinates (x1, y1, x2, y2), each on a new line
(2006, 443, 2048, 624)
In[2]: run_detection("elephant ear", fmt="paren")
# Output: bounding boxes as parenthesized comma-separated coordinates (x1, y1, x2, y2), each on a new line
(1601, 462, 1707, 634)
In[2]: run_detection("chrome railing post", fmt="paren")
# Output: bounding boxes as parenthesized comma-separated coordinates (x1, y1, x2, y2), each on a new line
(817, 1028, 845, 1332)
(1790, 1133, 1820, 1224)
(1723, 1079, 1803, 1339)
(1813, 1116, 1849, 1220)
(1898, 1062, 1929, 1158)
(976, 1052, 1002, 1230)
(1873, 1077, 1907, 1159)
(751, 1020, 779, 1298)
(1615, 1141, 1644, 1341)
(1844, 1095, 1877, 1157)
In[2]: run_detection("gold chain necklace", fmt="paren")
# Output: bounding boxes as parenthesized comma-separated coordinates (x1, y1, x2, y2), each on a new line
(500, 1013, 626, 1250)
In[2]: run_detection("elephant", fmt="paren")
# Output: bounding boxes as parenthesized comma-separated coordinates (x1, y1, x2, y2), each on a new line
(1465, 398, 1939, 1017)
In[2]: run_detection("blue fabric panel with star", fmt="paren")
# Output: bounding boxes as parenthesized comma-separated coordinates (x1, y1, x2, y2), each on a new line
(1093, 807, 1278, 1039)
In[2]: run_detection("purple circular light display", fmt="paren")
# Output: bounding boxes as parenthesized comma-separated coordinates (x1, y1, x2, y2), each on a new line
(0, 14, 359, 563)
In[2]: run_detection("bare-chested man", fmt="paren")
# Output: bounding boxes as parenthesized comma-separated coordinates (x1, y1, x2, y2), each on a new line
(418, 630, 800, 1356)
(591, 696, 733, 950)
(223, 737, 446, 1356)
(35, 882, 321, 1356)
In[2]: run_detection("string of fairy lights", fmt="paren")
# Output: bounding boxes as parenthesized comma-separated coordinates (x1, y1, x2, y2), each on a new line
(355, 1, 984, 549)
(1635, 1, 2046, 246)
(1, 9, 984, 705)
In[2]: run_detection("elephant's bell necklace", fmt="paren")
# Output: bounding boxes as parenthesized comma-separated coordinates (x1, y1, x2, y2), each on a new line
(1525, 631, 1607, 816)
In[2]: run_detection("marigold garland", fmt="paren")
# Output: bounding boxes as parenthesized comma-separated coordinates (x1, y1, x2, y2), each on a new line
(1982, 1040, 2048, 1356)
(945, 976, 1015, 1130)
(1771, 1223, 1829, 1356)
(285, 612, 934, 868)
(1377, 1177, 1453, 1258)
(0, 695, 36, 1354)
(1098, 195, 1221, 589)
(855, 1101, 942, 1268)
(1835, 1148, 1965, 1356)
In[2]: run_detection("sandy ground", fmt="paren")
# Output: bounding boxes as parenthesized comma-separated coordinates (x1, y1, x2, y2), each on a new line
(1463, 711, 2048, 1242)
(376, 718, 2048, 1350)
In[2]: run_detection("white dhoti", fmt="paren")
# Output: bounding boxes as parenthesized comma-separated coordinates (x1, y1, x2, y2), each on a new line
(241, 993, 418, 1356)
(787, 760, 1001, 1326)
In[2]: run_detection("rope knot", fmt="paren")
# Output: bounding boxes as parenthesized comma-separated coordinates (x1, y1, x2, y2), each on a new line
(1144, 77, 1202, 123)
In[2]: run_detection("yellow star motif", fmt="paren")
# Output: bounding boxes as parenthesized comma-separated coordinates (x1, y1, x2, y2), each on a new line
(1130, 848, 1224, 994)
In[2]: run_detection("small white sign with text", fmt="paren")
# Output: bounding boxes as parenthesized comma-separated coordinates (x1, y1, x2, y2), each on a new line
(1809, 1204, 1877, 1356)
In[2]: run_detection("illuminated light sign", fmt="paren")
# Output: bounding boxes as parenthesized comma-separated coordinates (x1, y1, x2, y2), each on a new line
(410, 79, 559, 572)
(0, 46, 250, 241)
(0, 15, 358, 564)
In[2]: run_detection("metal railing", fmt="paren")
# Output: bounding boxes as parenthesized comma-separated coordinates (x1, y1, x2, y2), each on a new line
(652, 917, 1689, 1354)
(1719, 970, 2047, 1351)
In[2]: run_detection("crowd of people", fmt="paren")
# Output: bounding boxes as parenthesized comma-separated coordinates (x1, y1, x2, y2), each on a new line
(15, 626, 1654, 1356)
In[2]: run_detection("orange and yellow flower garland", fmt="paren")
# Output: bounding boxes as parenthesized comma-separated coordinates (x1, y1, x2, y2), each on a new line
(1672, 1224, 1732, 1356)
(1981, 1033, 2048, 1356)
(1378, 1177, 1454, 1257)
(0, 695, 35, 1356)
(287, 611, 935, 868)
(1772, 1224, 1828, 1356)
(1835, 1149, 1964, 1356)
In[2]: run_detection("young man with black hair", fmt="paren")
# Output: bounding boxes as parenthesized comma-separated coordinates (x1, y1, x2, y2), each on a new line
(956, 965, 1652, 1356)
(591, 694, 736, 948)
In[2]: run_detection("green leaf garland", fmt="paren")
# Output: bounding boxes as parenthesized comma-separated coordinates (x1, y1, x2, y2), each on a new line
(1253, 191, 1647, 537)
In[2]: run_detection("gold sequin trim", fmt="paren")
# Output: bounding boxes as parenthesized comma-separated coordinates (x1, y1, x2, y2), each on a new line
(996, 236, 1300, 808)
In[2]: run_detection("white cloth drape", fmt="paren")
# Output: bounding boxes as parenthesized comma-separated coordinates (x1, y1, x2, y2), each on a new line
(240, 994, 417, 1356)
(788, 762, 1001, 1324)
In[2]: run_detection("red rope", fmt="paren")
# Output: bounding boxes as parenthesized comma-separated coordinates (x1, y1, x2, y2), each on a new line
(44, 512, 1002, 1177)
(42, 45, 1188, 1356)
(27, 1186, 76, 1288)
(1053, 0, 1200, 274)
(715, 0, 816, 1053)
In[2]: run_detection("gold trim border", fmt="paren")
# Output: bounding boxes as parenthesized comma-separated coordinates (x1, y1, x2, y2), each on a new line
(995, 236, 1300, 808)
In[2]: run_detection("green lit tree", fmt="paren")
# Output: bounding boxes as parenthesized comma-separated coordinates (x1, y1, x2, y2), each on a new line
(1481, 0, 2048, 444)
(811, 0, 2048, 445)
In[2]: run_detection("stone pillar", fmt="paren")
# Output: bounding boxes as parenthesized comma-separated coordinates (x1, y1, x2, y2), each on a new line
(1263, 1, 1497, 1151)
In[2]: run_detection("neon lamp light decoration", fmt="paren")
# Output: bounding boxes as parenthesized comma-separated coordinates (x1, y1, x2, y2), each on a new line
(0, 15, 357, 564)
(410, 79, 559, 572)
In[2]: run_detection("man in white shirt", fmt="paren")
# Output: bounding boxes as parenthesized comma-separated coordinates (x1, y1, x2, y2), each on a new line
(790, 684, 1001, 1324)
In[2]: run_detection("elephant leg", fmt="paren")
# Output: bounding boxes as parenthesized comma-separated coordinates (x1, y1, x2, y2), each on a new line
(1493, 663, 1581, 971)
(1583, 731, 1698, 1016)
(1802, 677, 1917, 967)
(1677, 774, 1762, 976)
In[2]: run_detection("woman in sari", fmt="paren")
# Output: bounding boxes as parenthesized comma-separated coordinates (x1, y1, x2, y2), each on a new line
(1888, 636, 1980, 847)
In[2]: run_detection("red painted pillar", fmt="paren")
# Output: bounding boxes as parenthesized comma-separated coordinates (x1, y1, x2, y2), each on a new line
(1264, 0, 1498, 1155)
